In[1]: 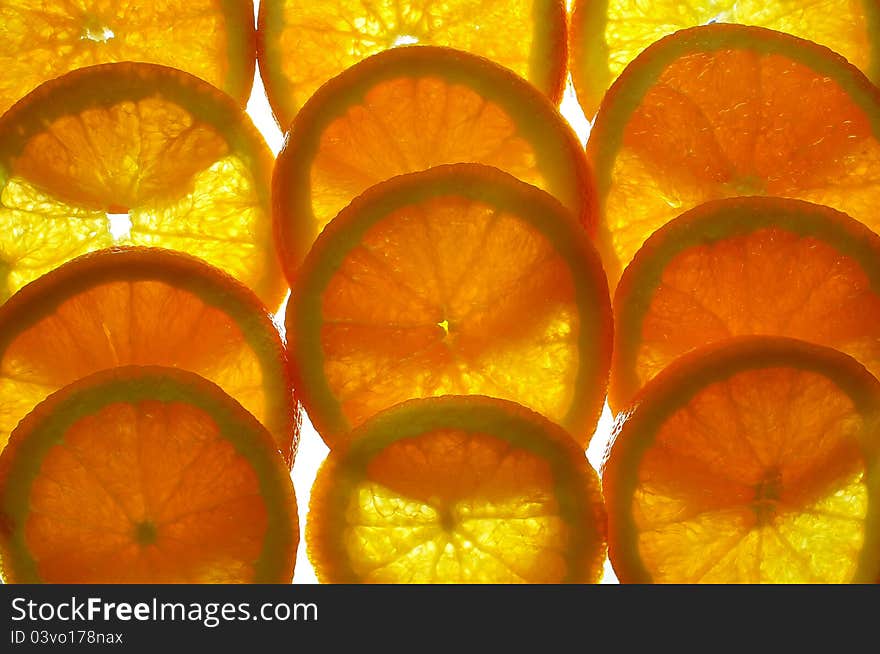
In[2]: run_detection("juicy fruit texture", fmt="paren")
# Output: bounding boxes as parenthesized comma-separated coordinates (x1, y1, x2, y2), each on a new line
(587, 24, 880, 289)
(0, 367, 298, 583)
(287, 165, 612, 449)
(604, 337, 880, 583)
(307, 396, 607, 583)
(570, 0, 879, 118)
(0, 1, 256, 114)
(257, 0, 568, 128)
(274, 46, 593, 276)
(0, 62, 285, 308)
(0, 247, 297, 463)
(611, 197, 880, 414)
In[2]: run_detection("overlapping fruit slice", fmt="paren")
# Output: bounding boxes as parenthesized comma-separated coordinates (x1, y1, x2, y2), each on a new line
(0, 247, 296, 464)
(273, 46, 592, 276)
(604, 337, 880, 584)
(587, 24, 880, 289)
(0, 366, 298, 583)
(570, 0, 880, 118)
(0, 62, 284, 308)
(287, 165, 612, 449)
(0, 1, 256, 114)
(610, 197, 880, 413)
(307, 396, 607, 583)
(257, 0, 568, 128)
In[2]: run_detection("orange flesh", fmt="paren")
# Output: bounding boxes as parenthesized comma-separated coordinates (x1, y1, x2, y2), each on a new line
(596, 45, 880, 286)
(317, 196, 581, 439)
(25, 400, 267, 583)
(624, 365, 871, 583)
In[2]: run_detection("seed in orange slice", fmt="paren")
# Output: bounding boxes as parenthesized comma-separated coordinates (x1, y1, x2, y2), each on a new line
(307, 395, 606, 583)
(0, 1, 256, 115)
(570, 0, 880, 119)
(273, 46, 593, 278)
(0, 62, 284, 308)
(604, 336, 880, 584)
(586, 24, 880, 290)
(287, 164, 612, 449)
(0, 366, 298, 583)
(611, 197, 880, 414)
(257, 0, 568, 128)
(0, 246, 297, 464)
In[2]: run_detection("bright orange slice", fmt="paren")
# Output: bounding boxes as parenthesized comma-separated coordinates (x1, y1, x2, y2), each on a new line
(0, 1, 256, 115)
(307, 395, 607, 583)
(257, 0, 568, 128)
(0, 62, 284, 309)
(586, 24, 880, 289)
(273, 46, 593, 277)
(0, 247, 296, 464)
(611, 197, 880, 414)
(0, 366, 298, 583)
(570, 0, 880, 119)
(604, 337, 880, 584)
(287, 164, 612, 449)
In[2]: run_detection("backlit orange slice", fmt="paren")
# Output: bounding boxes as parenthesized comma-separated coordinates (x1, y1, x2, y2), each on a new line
(0, 62, 284, 308)
(586, 24, 880, 289)
(307, 395, 607, 583)
(257, 0, 568, 128)
(0, 247, 296, 464)
(273, 46, 593, 278)
(287, 165, 612, 449)
(611, 197, 880, 414)
(604, 337, 880, 583)
(0, 366, 298, 583)
(0, 1, 256, 115)
(570, 0, 880, 119)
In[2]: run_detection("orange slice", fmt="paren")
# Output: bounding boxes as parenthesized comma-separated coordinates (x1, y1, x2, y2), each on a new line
(0, 247, 296, 464)
(273, 46, 593, 277)
(570, 0, 880, 119)
(0, 366, 298, 583)
(307, 395, 607, 583)
(0, 62, 284, 309)
(287, 164, 612, 449)
(610, 197, 880, 414)
(257, 0, 568, 128)
(603, 337, 880, 584)
(586, 24, 880, 289)
(0, 1, 256, 115)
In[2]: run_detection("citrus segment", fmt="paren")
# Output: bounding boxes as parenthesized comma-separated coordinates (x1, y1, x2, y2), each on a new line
(0, 62, 284, 308)
(287, 165, 611, 449)
(0, 366, 298, 583)
(604, 337, 880, 583)
(0, 1, 256, 114)
(307, 396, 606, 583)
(611, 197, 880, 413)
(570, 0, 880, 118)
(273, 46, 593, 276)
(586, 24, 880, 288)
(257, 0, 567, 128)
(0, 247, 297, 464)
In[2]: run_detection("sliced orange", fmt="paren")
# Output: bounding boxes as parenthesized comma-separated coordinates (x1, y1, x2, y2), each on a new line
(0, 247, 297, 464)
(586, 24, 880, 289)
(611, 197, 880, 414)
(0, 366, 298, 583)
(0, 62, 284, 309)
(570, 0, 880, 118)
(257, 0, 568, 128)
(604, 337, 880, 584)
(307, 395, 606, 583)
(287, 164, 612, 449)
(0, 1, 256, 115)
(273, 46, 593, 277)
